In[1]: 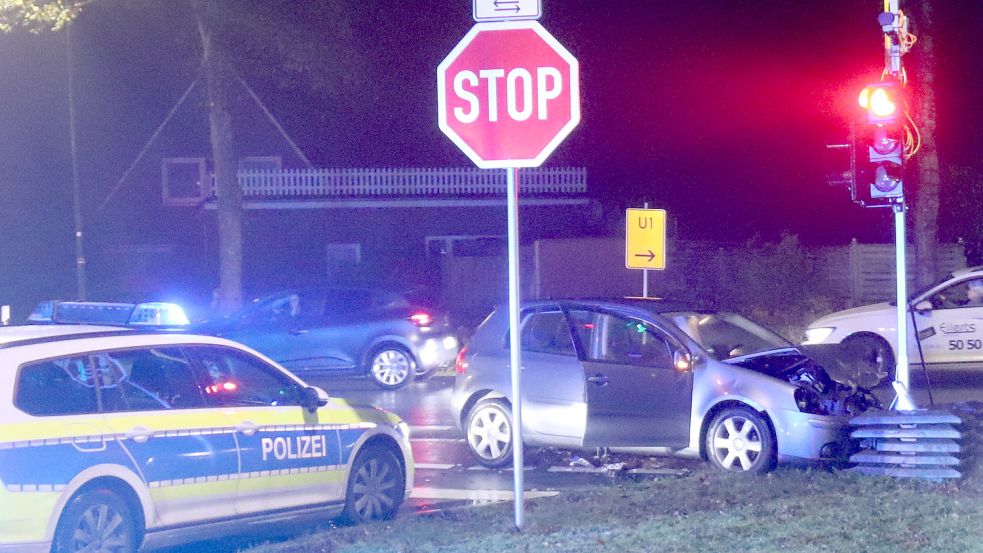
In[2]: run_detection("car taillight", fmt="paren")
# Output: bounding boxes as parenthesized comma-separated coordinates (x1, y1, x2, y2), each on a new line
(455, 345, 469, 374)
(409, 312, 434, 327)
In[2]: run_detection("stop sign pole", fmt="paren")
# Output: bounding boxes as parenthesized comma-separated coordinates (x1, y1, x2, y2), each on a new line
(438, 20, 580, 530)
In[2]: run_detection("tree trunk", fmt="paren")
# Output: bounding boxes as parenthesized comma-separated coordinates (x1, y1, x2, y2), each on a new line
(911, 2, 941, 288)
(194, 0, 242, 313)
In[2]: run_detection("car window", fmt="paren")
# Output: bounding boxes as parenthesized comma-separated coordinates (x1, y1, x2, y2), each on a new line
(243, 291, 323, 323)
(189, 346, 303, 408)
(326, 289, 374, 313)
(519, 310, 576, 356)
(665, 311, 791, 360)
(15, 357, 100, 416)
(97, 348, 203, 412)
(931, 277, 983, 309)
(568, 309, 673, 367)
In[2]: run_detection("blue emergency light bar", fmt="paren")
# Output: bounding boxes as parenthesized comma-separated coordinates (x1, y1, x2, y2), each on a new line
(27, 301, 190, 328)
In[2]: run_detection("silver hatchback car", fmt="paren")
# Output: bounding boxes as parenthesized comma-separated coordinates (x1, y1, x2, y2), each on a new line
(451, 299, 879, 473)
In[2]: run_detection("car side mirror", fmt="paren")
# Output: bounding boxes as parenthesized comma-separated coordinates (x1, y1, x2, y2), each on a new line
(673, 350, 694, 372)
(913, 299, 933, 313)
(301, 386, 329, 413)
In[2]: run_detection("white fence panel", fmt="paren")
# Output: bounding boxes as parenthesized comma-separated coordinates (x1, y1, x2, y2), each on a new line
(233, 167, 587, 198)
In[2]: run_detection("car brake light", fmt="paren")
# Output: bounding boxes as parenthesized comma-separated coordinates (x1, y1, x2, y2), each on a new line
(206, 381, 239, 394)
(410, 312, 434, 327)
(455, 345, 469, 374)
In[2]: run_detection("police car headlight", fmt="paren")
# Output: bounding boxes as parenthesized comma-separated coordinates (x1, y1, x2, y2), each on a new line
(395, 421, 410, 439)
(804, 327, 835, 344)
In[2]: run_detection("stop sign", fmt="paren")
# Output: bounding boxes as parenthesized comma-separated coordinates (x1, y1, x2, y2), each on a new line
(437, 21, 580, 169)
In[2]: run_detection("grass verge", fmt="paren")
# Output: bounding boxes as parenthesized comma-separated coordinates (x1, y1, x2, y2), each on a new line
(240, 463, 983, 553)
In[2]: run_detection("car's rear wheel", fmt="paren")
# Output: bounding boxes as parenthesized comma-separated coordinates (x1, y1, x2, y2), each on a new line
(844, 334, 895, 387)
(705, 407, 775, 474)
(342, 445, 405, 523)
(53, 488, 139, 553)
(465, 399, 514, 468)
(368, 345, 415, 389)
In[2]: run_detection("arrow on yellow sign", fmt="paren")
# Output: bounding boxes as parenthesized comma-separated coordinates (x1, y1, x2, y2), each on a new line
(625, 208, 666, 270)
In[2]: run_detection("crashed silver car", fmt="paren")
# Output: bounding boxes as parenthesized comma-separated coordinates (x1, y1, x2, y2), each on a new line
(451, 299, 879, 473)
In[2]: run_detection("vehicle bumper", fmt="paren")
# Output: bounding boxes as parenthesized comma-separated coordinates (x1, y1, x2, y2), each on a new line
(415, 334, 459, 371)
(772, 409, 853, 463)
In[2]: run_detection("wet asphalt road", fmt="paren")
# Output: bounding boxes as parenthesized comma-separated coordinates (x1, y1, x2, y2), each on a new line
(159, 374, 694, 552)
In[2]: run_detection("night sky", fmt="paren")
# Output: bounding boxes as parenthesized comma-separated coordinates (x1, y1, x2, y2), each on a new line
(0, 0, 980, 310)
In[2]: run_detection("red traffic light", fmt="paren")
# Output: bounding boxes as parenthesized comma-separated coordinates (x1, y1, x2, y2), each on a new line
(858, 81, 902, 124)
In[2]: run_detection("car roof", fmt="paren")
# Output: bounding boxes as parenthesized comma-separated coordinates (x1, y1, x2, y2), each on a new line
(0, 324, 134, 346)
(0, 324, 236, 352)
(953, 265, 983, 278)
(505, 297, 716, 314)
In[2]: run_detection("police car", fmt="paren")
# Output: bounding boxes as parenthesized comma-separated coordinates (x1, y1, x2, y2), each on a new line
(804, 265, 983, 388)
(0, 302, 414, 553)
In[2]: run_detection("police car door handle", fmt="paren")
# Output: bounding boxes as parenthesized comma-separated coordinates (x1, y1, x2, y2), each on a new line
(125, 426, 154, 444)
(236, 422, 259, 436)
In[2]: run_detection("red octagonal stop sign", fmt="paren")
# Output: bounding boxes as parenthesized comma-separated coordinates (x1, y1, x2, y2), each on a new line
(437, 21, 580, 169)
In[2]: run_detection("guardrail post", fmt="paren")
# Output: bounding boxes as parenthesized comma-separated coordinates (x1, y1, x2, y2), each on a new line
(1, 305, 10, 326)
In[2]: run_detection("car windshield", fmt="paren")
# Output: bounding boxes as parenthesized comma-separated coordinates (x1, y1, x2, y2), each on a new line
(904, 272, 955, 303)
(663, 311, 793, 361)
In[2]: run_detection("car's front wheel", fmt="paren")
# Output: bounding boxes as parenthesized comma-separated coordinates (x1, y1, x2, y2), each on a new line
(342, 445, 406, 523)
(465, 399, 514, 468)
(367, 345, 415, 389)
(705, 407, 775, 474)
(53, 488, 139, 553)
(844, 334, 896, 387)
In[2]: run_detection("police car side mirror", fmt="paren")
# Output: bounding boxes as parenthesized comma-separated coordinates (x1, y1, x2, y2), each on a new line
(301, 386, 329, 412)
(913, 299, 933, 314)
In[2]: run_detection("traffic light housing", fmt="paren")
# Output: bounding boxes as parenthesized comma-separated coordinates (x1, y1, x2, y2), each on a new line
(852, 81, 904, 207)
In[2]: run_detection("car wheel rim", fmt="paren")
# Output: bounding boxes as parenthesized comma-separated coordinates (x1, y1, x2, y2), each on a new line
(371, 350, 411, 386)
(710, 415, 763, 471)
(468, 406, 511, 461)
(70, 503, 129, 553)
(352, 457, 398, 520)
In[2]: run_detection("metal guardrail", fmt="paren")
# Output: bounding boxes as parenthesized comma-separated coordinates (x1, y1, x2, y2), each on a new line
(226, 167, 587, 198)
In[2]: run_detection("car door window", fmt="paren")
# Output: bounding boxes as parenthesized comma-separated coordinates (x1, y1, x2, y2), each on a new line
(243, 291, 322, 326)
(931, 278, 983, 309)
(519, 310, 576, 356)
(568, 309, 673, 367)
(189, 346, 304, 408)
(14, 357, 100, 416)
(97, 347, 204, 412)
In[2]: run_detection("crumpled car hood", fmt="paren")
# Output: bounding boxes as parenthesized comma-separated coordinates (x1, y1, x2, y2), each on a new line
(725, 346, 882, 416)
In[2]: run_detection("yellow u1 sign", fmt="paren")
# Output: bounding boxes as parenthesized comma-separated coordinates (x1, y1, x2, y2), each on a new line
(625, 208, 666, 270)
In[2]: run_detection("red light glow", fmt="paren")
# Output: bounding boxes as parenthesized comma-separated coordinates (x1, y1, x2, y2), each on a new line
(410, 312, 434, 327)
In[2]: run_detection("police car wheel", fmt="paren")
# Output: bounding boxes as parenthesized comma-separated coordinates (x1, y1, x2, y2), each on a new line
(53, 488, 139, 553)
(368, 346, 415, 390)
(342, 445, 405, 523)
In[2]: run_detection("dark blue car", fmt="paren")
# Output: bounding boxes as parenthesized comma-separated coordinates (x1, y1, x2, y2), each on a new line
(197, 287, 459, 389)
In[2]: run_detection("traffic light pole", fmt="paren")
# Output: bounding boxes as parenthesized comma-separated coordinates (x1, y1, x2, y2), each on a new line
(891, 202, 915, 409)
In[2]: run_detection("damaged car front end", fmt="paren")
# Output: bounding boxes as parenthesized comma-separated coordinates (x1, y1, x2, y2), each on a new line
(663, 310, 881, 467)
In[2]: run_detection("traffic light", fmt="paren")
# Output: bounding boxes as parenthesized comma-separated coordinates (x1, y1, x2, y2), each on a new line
(852, 81, 904, 207)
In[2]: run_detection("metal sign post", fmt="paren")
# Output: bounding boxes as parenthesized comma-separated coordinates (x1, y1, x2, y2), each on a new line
(505, 167, 525, 529)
